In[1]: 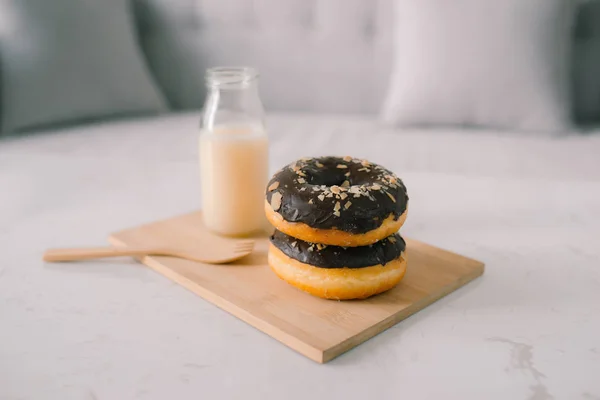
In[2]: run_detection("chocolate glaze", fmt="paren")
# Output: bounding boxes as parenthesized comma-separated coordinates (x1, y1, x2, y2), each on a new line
(270, 229, 406, 269)
(265, 156, 408, 234)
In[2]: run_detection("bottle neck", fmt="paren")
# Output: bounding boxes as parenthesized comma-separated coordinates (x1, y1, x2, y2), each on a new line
(207, 81, 260, 109)
(202, 67, 265, 132)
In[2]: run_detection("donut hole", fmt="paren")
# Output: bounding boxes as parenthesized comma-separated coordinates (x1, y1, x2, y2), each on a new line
(303, 169, 376, 191)
(304, 167, 348, 187)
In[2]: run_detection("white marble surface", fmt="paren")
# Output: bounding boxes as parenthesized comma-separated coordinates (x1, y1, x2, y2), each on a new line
(1, 112, 600, 400)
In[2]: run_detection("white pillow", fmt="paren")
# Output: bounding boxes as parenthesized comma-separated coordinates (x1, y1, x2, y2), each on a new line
(381, 0, 577, 133)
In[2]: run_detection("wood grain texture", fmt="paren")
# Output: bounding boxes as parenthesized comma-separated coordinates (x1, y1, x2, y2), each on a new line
(109, 211, 484, 363)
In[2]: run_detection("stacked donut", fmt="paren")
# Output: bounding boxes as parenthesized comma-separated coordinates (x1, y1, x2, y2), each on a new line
(264, 156, 409, 300)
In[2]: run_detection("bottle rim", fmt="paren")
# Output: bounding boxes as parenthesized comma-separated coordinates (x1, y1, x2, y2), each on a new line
(205, 66, 259, 88)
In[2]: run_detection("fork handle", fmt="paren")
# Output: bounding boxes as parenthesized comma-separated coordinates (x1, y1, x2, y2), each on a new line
(43, 246, 158, 262)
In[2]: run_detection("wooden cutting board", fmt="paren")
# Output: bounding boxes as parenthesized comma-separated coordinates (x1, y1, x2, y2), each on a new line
(109, 211, 484, 363)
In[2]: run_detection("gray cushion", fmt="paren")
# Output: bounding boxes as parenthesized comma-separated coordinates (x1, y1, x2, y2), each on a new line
(381, 0, 577, 133)
(572, 0, 600, 123)
(0, 0, 166, 133)
(133, 0, 394, 114)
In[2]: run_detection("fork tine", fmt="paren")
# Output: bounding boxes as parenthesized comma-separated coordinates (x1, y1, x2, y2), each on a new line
(237, 240, 255, 247)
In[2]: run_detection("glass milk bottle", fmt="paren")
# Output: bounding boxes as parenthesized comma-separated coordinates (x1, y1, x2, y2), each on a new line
(199, 67, 269, 236)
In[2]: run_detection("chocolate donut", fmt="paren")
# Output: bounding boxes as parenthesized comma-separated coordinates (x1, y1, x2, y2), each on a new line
(270, 229, 406, 269)
(265, 156, 408, 246)
(268, 230, 407, 300)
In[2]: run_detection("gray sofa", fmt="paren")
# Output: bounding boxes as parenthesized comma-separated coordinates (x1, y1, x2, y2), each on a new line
(2, 0, 600, 127)
(137, 0, 600, 118)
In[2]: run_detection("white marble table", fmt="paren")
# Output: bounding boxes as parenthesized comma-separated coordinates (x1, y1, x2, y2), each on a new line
(1, 113, 599, 400)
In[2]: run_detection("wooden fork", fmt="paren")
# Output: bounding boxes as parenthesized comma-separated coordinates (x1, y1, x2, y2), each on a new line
(43, 240, 255, 264)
